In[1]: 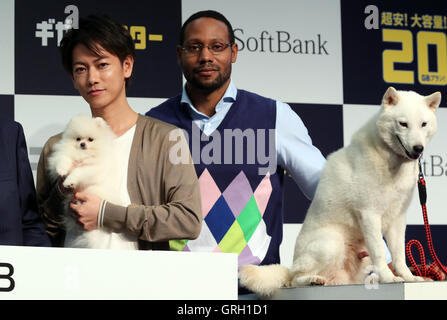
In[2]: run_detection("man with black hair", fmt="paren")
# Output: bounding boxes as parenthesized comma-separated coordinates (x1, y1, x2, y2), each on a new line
(37, 15, 202, 249)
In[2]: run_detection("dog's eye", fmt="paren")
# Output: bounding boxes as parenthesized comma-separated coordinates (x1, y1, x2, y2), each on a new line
(399, 122, 408, 128)
(88, 137, 94, 142)
(421, 122, 427, 128)
(76, 137, 81, 141)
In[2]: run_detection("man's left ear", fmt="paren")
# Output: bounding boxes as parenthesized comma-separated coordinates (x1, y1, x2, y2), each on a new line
(123, 55, 134, 78)
(231, 43, 238, 63)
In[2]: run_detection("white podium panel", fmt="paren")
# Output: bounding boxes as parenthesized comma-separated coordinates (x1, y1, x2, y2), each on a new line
(0, 245, 238, 300)
(270, 282, 447, 300)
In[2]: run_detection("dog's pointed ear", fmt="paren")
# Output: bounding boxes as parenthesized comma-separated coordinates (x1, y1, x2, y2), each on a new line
(382, 87, 399, 108)
(425, 91, 441, 112)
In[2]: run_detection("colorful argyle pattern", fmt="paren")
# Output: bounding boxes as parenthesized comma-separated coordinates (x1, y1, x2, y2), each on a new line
(170, 169, 273, 267)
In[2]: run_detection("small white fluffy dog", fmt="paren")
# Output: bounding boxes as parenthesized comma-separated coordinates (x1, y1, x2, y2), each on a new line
(48, 114, 137, 249)
(240, 87, 441, 296)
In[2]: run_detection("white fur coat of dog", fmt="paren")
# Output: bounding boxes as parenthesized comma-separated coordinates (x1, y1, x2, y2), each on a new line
(240, 87, 441, 296)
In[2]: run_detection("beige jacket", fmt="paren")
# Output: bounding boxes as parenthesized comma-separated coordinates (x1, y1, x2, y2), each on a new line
(36, 114, 202, 250)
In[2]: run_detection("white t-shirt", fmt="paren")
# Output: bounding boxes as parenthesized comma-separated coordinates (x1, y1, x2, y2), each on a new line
(113, 124, 135, 207)
(98, 125, 138, 249)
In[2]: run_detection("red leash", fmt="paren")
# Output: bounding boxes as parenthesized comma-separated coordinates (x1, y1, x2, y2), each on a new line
(405, 158, 447, 280)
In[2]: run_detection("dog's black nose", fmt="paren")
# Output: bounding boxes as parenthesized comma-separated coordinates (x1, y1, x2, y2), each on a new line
(413, 145, 424, 154)
(80, 142, 86, 149)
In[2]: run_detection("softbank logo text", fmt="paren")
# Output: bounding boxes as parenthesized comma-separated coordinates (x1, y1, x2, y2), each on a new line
(169, 125, 276, 176)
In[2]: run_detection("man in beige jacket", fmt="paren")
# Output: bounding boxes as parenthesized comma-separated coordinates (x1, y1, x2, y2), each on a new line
(37, 15, 202, 249)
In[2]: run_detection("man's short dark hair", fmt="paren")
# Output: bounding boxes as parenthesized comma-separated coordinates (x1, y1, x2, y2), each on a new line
(179, 10, 234, 45)
(60, 14, 135, 87)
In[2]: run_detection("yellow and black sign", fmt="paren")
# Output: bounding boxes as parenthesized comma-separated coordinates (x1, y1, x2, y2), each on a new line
(341, 0, 446, 104)
(15, 0, 181, 98)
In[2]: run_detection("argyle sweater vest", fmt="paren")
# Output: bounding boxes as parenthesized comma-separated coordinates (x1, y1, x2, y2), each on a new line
(147, 90, 284, 267)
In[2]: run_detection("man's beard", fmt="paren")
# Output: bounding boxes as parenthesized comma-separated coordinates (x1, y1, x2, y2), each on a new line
(184, 64, 231, 93)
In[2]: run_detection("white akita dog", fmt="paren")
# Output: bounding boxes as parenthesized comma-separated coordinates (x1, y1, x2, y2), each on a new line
(240, 87, 441, 296)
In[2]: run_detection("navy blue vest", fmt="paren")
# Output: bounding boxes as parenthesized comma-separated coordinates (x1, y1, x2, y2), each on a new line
(147, 90, 284, 266)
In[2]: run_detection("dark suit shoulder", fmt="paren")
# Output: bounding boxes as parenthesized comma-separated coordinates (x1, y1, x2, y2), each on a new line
(0, 117, 20, 136)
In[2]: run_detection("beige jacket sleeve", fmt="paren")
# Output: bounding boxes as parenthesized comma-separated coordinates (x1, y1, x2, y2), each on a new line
(102, 117, 202, 243)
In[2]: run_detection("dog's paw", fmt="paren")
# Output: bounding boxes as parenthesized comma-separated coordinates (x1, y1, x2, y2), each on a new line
(62, 176, 77, 189)
(392, 276, 405, 283)
(56, 166, 69, 177)
(394, 265, 428, 282)
(376, 266, 404, 283)
(62, 181, 75, 189)
(310, 276, 326, 286)
(413, 275, 428, 282)
(404, 275, 429, 282)
(380, 275, 404, 283)
(291, 275, 326, 287)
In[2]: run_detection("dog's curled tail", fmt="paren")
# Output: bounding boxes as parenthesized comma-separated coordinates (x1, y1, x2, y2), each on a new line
(239, 264, 291, 296)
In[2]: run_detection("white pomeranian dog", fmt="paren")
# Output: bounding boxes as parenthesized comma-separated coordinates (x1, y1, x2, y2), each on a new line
(48, 114, 138, 250)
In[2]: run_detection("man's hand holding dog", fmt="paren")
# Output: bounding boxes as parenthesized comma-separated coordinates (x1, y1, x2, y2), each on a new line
(70, 192, 101, 231)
